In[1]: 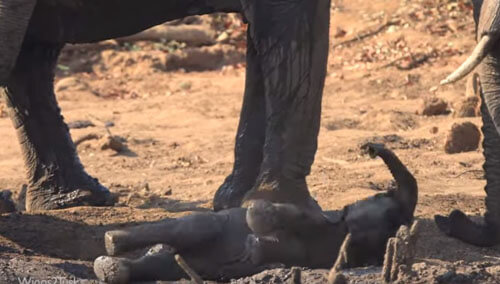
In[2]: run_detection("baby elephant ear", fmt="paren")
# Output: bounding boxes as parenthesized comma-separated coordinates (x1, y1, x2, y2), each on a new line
(0, 0, 37, 86)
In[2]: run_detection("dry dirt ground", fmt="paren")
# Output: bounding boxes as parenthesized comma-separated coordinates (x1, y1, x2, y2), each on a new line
(0, 0, 499, 283)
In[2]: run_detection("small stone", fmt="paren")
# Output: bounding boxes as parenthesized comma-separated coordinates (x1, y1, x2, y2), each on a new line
(216, 32, 229, 43)
(0, 190, 16, 214)
(430, 126, 439, 134)
(55, 77, 90, 93)
(334, 27, 347, 38)
(412, 262, 427, 271)
(164, 187, 173, 196)
(99, 135, 127, 152)
(444, 122, 481, 154)
(179, 81, 192, 91)
(420, 97, 449, 116)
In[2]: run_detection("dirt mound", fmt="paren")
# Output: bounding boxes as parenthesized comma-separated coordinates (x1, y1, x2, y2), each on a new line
(444, 122, 481, 154)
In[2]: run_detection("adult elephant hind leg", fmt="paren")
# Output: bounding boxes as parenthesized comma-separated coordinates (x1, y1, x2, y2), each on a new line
(213, 35, 266, 211)
(240, 0, 331, 215)
(434, 89, 500, 246)
(2, 42, 112, 211)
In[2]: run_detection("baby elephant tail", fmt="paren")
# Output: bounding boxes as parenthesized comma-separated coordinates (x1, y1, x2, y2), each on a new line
(361, 143, 418, 222)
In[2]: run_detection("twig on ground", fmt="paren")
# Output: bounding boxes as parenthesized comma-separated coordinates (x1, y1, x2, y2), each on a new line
(327, 234, 351, 284)
(290, 267, 301, 284)
(450, 169, 484, 178)
(378, 53, 433, 71)
(74, 133, 100, 146)
(333, 19, 400, 48)
(175, 254, 203, 284)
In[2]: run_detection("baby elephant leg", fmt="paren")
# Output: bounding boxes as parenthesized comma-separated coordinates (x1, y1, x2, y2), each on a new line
(246, 199, 328, 237)
(105, 212, 226, 255)
(94, 245, 187, 284)
(245, 232, 307, 267)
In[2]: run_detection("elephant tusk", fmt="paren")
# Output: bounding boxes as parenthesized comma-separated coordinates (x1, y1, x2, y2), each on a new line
(441, 34, 498, 85)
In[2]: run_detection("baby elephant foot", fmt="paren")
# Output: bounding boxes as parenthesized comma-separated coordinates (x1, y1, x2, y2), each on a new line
(94, 256, 131, 284)
(435, 210, 498, 246)
(105, 230, 133, 256)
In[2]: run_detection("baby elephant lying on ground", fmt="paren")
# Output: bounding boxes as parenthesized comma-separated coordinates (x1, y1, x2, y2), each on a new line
(93, 143, 418, 283)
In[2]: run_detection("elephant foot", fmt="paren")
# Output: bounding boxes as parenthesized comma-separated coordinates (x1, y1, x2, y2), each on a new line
(434, 210, 498, 247)
(213, 174, 247, 211)
(105, 230, 132, 256)
(94, 256, 131, 284)
(26, 177, 114, 211)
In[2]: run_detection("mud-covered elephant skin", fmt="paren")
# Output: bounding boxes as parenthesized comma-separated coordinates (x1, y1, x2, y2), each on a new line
(0, 0, 331, 212)
(91, 143, 417, 283)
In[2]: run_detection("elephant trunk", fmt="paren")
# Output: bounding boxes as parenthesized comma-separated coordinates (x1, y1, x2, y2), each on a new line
(0, 0, 36, 86)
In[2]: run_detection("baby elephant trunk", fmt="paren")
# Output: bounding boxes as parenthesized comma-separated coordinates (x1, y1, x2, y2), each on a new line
(376, 147, 418, 222)
(0, 0, 36, 86)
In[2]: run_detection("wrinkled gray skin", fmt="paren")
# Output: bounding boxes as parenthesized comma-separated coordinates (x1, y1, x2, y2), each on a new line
(435, 0, 500, 246)
(95, 206, 348, 283)
(93, 143, 417, 283)
(0, 0, 330, 212)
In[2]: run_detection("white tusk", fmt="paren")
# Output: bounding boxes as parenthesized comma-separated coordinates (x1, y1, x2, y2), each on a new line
(441, 35, 497, 85)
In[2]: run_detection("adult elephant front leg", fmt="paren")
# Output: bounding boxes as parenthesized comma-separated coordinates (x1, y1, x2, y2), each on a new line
(213, 33, 266, 211)
(2, 42, 112, 211)
(239, 0, 331, 216)
(436, 0, 500, 246)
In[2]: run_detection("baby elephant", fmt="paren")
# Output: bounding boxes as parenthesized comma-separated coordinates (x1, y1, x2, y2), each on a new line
(93, 143, 417, 283)
(340, 143, 418, 267)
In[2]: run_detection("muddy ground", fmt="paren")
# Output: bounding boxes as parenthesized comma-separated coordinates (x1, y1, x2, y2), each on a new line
(0, 0, 499, 283)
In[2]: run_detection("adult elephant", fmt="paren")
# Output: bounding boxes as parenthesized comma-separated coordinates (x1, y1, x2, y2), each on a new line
(0, 0, 331, 216)
(436, 0, 500, 246)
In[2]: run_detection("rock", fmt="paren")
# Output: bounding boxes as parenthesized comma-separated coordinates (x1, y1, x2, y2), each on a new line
(444, 122, 481, 154)
(216, 31, 230, 43)
(99, 135, 127, 152)
(420, 97, 449, 116)
(179, 81, 192, 91)
(430, 126, 439, 134)
(0, 190, 16, 214)
(165, 44, 244, 71)
(455, 96, 480, 118)
(55, 77, 90, 93)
